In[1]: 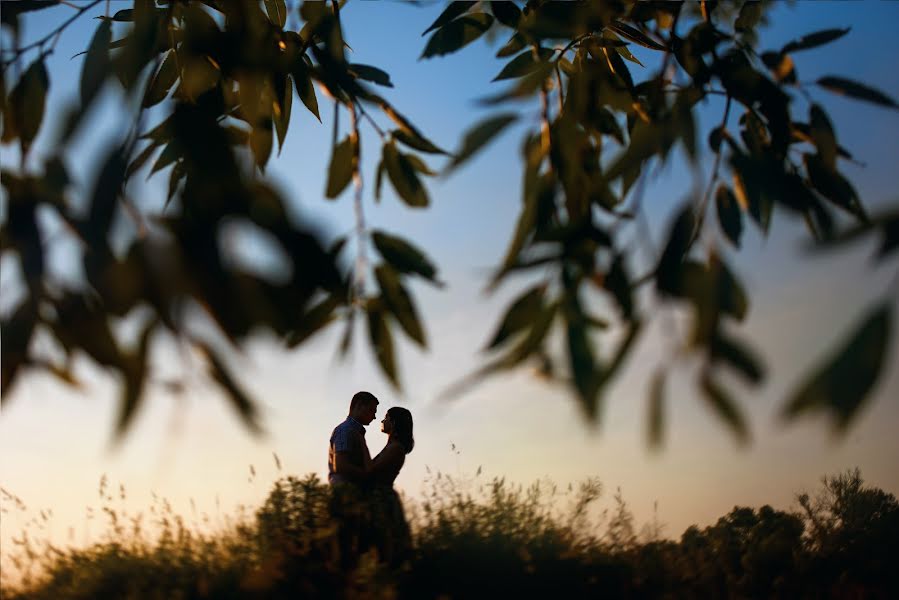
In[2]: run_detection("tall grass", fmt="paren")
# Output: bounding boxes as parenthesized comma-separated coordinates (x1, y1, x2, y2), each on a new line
(2, 468, 897, 599)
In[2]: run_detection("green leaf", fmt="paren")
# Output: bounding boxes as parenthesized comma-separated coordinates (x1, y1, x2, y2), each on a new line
(781, 27, 850, 54)
(274, 75, 293, 154)
(371, 230, 441, 285)
(492, 48, 553, 81)
(715, 184, 743, 247)
(491, 1, 521, 28)
(486, 284, 545, 350)
(264, 0, 288, 27)
(383, 141, 429, 207)
(292, 61, 321, 121)
(421, 13, 494, 59)
(250, 121, 274, 172)
(782, 304, 892, 434)
(817, 76, 899, 110)
(603, 253, 633, 319)
(647, 368, 666, 449)
(81, 20, 112, 106)
(367, 303, 399, 388)
(422, 1, 478, 35)
(375, 265, 426, 347)
(142, 50, 178, 108)
(349, 63, 394, 87)
(449, 113, 517, 170)
(326, 135, 355, 199)
(701, 372, 749, 444)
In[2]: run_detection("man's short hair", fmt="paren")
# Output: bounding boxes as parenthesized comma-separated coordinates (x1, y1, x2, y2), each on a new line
(350, 391, 378, 412)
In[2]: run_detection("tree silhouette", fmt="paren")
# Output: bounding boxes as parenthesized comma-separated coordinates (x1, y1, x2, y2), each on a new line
(1, 0, 896, 442)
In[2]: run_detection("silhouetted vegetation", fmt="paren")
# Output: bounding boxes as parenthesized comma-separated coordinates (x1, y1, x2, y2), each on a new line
(3, 468, 896, 598)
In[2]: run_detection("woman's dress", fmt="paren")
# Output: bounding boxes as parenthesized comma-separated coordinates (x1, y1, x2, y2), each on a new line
(369, 442, 412, 566)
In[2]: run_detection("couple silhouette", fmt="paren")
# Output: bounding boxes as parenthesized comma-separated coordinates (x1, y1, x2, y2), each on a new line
(328, 391, 414, 567)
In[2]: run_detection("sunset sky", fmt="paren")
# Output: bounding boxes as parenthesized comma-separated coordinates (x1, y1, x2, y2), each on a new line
(2, 0, 898, 563)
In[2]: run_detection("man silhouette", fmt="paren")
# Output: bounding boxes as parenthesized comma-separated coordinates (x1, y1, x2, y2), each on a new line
(328, 390, 379, 564)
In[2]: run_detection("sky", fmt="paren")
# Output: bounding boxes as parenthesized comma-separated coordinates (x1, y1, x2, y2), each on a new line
(2, 0, 899, 572)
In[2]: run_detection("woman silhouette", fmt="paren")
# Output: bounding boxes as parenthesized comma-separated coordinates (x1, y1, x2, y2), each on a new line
(367, 407, 414, 566)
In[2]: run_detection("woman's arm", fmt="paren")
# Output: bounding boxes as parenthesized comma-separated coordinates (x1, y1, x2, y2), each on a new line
(368, 443, 403, 476)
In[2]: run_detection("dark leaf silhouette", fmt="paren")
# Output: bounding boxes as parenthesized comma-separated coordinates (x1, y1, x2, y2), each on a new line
(421, 13, 494, 59)
(449, 113, 517, 170)
(783, 304, 892, 434)
(817, 76, 899, 110)
(422, 1, 477, 36)
(781, 27, 850, 54)
(326, 135, 355, 198)
(372, 230, 441, 285)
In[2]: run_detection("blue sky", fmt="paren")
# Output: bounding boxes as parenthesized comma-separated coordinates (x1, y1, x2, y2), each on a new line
(2, 0, 899, 563)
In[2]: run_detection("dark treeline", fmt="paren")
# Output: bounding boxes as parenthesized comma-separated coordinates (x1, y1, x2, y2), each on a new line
(3, 468, 897, 599)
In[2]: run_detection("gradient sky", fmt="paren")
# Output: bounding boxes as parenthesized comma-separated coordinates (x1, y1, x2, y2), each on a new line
(2, 0, 899, 569)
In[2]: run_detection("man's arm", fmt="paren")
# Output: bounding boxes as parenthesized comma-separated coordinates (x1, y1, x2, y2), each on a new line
(334, 451, 368, 481)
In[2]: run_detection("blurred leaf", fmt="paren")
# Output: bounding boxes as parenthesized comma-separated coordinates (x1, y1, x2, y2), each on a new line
(486, 284, 545, 350)
(383, 141, 429, 207)
(150, 141, 179, 175)
(250, 121, 274, 172)
(349, 63, 393, 87)
(367, 303, 399, 388)
(274, 75, 293, 154)
(781, 27, 850, 54)
(492, 48, 553, 81)
(422, 1, 477, 35)
(603, 253, 633, 319)
(817, 76, 899, 110)
(804, 153, 866, 220)
(0, 301, 37, 397)
(376, 99, 447, 154)
(142, 50, 178, 108)
(421, 13, 494, 59)
(809, 104, 837, 169)
(375, 265, 426, 347)
(497, 31, 527, 58)
(126, 142, 158, 179)
(656, 205, 695, 294)
(715, 184, 743, 247)
(782, 304, 892, 434)
(286, 294, 341, 348)
(264, 0, 288, 27)
(734, 0, 761, 33)
(701, 372, 749, 443)
(566, 304, 599, 417)
(292, 61, 321, 121)
(449, 113, 517, 170)
(372, 230, 441, 285)
(608, 21, 666, 51)
(200, 342, 263, 435)
(710, 332, 765, 384)
(88, 147, 127, 243)
(11, 59, 49, 152)
(81, 20, 111, 106)
(491, 1, 521, 28)
(326, 135, 355, 198)
(647, 368, 666, 449)
(392, 128, 446, 155)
